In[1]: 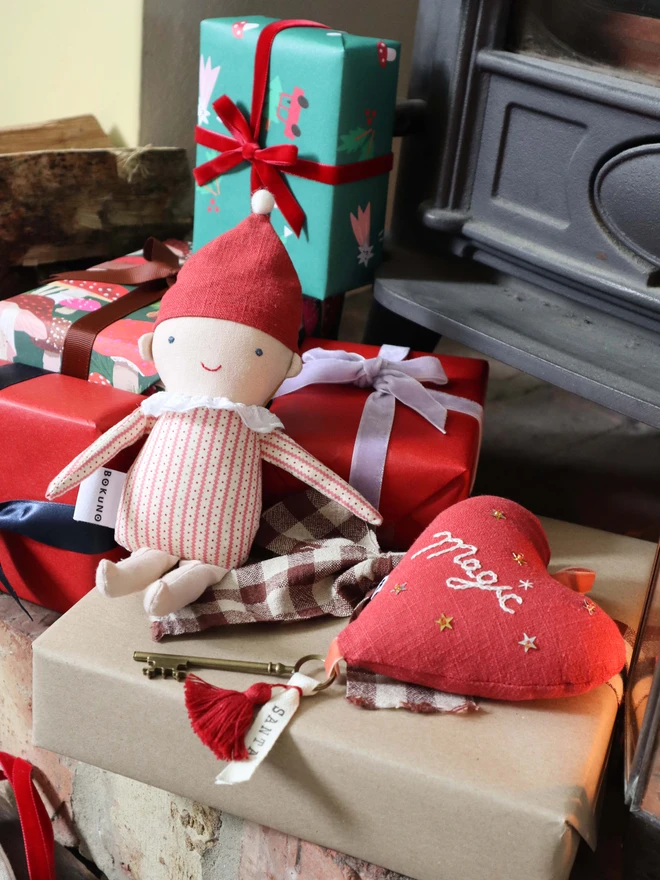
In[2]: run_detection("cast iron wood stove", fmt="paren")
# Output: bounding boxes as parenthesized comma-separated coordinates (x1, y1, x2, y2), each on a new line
(375, 0, 660, 426)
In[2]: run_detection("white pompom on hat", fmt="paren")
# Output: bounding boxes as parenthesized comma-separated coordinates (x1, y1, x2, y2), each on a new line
(250, 189, 276, 215)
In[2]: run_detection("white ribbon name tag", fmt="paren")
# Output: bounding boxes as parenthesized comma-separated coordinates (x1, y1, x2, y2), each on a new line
(73, 467, 126, 529)
(215, 672, 318, 786)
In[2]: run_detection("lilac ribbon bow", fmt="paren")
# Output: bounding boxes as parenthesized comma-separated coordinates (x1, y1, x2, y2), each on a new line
(275, 345, 483, 509)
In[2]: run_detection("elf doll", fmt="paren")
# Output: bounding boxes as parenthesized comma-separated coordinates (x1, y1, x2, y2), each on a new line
(47, 191, 381, 617)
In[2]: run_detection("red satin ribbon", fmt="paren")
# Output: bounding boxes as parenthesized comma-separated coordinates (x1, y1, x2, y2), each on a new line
(193, 19, 394, 236)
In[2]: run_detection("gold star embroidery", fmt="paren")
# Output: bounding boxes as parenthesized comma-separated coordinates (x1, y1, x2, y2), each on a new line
(512, 552, 527, 566)
(435, 614, 453, 631)
(583, 599, 596, 615)
(518, 633, 538, 653)
(492, 509, 506, 520)
(391, 583, 407, 595)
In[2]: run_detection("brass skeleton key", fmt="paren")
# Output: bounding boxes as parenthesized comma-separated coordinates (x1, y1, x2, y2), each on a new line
(134, 650, 301, 682)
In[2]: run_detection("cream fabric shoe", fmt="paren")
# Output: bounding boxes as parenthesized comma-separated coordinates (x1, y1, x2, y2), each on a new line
(96, 548, 178, 598)
(143, 560, 228, 617)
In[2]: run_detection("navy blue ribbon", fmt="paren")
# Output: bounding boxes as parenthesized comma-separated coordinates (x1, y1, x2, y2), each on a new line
(0, 363, 49, 391)
(0, 501, 117, 616)
(0, 500, 117, 552)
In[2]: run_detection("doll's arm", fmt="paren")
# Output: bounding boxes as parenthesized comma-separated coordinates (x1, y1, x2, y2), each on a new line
(46, 408, 150, 499)
(260, 431, 382, 526)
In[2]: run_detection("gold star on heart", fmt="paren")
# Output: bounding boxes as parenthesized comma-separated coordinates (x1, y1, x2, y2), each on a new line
(391, 583, 407, 596)
(518, 633, 538, 653)
(583, 599, 596, 615)
(492, 509, 506, 520)
(435, 614, 453, 631)
(512, 552, 527, 566)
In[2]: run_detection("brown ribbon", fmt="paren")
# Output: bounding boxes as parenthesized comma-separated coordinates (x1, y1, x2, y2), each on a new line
(51, 238, 182, 381)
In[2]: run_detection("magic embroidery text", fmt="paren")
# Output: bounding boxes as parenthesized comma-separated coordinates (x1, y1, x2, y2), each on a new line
(411, 530, 524, 614)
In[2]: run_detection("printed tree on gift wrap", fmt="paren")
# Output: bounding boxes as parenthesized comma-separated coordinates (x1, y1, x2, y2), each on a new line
(198, 55, 221, 125)
(338, 109, 377, 161)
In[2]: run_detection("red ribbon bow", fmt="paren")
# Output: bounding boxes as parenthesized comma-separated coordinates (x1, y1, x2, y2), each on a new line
(193, 19, 394, 238)
(195, 95, 306, 235)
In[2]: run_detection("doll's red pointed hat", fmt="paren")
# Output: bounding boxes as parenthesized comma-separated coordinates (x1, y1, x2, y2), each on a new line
(156, 190, 302, 351)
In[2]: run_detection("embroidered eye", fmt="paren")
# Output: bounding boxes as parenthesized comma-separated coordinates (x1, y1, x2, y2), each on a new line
(168, 336, 175, 344)
(255, 348, 263, 356)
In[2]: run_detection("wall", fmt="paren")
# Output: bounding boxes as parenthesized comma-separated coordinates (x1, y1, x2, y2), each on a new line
(140, 0, 419, 160)
(0, 0, 143, 146)
(0, 1, 417, 153)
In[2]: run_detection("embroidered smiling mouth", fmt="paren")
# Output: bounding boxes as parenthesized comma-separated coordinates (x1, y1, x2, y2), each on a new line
(201, 362, 222, 372)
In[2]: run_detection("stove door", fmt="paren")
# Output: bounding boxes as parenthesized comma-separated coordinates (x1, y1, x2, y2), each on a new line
(403, 0, 660, 322)
(463, 48, 660, 317)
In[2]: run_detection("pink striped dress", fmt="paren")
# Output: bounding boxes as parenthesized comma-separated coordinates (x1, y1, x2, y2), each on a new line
(47, 394, 381, 569)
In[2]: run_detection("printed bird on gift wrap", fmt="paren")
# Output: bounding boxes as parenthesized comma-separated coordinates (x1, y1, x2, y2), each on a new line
(47, 190, 382, 619)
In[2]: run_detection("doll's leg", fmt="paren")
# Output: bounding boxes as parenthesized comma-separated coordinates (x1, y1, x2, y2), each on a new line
(96, 548, 178, 598)
(143, 560, 229, 617)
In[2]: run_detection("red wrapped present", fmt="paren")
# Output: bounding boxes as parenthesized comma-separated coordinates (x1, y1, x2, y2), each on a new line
(0, 363, 143, 612)
(263, 340, 488, 550)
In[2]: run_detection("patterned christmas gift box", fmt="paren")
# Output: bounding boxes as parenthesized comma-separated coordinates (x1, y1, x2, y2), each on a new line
(193, 17, 400, 300)
(0, 239, 187, 393)
(262, 339, 489, 551)
(0, 363, 143, 612)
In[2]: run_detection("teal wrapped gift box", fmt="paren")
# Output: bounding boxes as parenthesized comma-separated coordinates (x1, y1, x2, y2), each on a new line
(193, 17, 400, 301)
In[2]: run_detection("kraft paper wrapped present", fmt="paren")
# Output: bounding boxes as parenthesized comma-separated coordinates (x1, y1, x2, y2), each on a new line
(193, 17, 400, 300)
(0, 240, 187, 393)
(263, 339, 488, 550)
(32, 519, 655, 880)
(0, 363, 141, 612)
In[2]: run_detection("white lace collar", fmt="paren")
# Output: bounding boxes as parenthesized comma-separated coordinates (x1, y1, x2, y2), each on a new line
(140, 391, 284, 434)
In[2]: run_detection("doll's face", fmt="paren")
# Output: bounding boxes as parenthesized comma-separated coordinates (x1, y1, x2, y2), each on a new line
(139, 317, 302, 405)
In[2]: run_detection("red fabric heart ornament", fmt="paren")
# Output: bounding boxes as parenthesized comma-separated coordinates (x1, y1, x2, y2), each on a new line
(337, 496, 626, 700)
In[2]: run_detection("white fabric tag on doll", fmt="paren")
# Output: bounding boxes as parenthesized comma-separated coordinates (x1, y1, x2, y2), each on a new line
(215, 672, 319, 786)
(73, 468, 127, 529)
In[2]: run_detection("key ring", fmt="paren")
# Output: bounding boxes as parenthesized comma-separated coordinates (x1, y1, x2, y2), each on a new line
(293, 654, 338, 692)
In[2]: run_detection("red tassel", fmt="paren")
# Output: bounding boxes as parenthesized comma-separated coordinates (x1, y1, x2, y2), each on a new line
(184, 674, 275, 761)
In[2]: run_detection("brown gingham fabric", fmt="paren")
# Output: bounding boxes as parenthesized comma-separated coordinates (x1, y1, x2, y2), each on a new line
(345, 668, 478, 713)
(151, 489, 403, 640)
(151, 490, 634, 716)
(151, 490, 476, 713)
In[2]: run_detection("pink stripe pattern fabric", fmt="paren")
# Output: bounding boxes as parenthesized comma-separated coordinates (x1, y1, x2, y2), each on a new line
(46, 408, 149, 498)
(47, 404, 381, 571)
(260, 432, 381, 525)
(116, 409, 262, 568)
